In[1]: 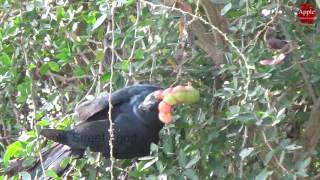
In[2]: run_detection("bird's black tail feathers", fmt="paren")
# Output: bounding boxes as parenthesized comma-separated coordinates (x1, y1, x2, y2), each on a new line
(5, 143, 84, 179)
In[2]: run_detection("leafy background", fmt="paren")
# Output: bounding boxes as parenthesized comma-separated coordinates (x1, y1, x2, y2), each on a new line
(1, 0, 320, 179)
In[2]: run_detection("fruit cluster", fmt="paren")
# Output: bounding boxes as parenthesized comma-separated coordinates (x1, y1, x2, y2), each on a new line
(154, 85, 200, 124)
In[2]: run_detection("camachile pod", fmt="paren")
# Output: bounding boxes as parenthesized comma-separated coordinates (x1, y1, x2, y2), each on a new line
(163, 85, 200, 105)
(157, 85, 200, 124)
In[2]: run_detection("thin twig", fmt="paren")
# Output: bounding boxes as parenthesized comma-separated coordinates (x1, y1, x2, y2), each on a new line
(239, 126, 248, 178)
(108, 1, 116, 179)
(296, 63, 317, 103)
(22, 36, 47, 179)
(126, 1, 141, 85)
(280, 59, 320, 72)
(0, 135, 19, 141)
(261, 129, 288, 174)
(76, 77, 98, 106)
(77, 48, 97, 77)
(48, 72, 93, 82)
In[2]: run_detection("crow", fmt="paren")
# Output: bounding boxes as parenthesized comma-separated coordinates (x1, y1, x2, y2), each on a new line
(6, 84, 165, 178)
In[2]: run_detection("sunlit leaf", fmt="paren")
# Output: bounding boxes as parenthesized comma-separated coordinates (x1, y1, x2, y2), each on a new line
(56, 6, 66, 21)
(101, 72, 111, 82)
(3, 141, 24, 166)
(48, 61, 60, 72)
(186, 152, 201, 168)
(239, 147, 254, 160)
(46, 169, 59, 179)
(134, 49, 144, 60)
(220, 3, 232, 16)
(95, 49, 104, 61)
(92, 13, 107, 31)
(0, 52, 12, 66)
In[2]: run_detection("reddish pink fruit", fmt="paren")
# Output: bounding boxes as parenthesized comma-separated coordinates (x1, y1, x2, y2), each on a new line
(161, 87, 173, 97)
(172, 85, 186, 93)
(158, 101, 172, 113)
(154, 90, 164, 100)
(159, 112, 172, 124)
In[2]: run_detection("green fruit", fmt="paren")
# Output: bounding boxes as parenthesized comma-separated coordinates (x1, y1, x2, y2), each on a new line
(163, 94, 178, 105)
(172, 91, 187, 102)
(177, 86, 199, 104)
(163, 86, 200, 105)
(183, 89, 200, 104)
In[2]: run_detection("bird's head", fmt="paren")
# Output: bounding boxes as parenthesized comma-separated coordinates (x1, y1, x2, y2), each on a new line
(133, 90, 164, 131)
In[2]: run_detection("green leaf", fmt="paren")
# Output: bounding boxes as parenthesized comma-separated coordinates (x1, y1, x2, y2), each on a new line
(35, 111, 45, 120)
(46, 169, 59, 179)
(239, 147, 254, 160)
(3, 141, 24, 166)
(56, 6, 66, 21)
(183, 169, 199, 180)
(156, 160, 164, 173)
(139, 18, 152, 27)
(73, 66, 86, 76)
(237, 113, 256, 124)
(178, 150, 187, 167)
(295, 170, 308, 177)
(220, 3, 232, 16)
(121, 60, 130, 72)
(150, 143, 158, 152)
(134, 49, 144, 60)
(185, 152, 201, 168)
(16, 81, 31, 103)
(264, 150, 274, 166)
(129, 170, 142, 178)
(229, 105, 240, 115)
(163, 136, 173, 154)
(88, 166, 97, 180)
(125, 0, 136, 6)
(28, 63, 36, 70)
(60, 157, 71, 169)
(92, 13, 107, 31)
(37, 119, 50, 127)
(101, 72, 111, 82)
(297, 157, 311, 170)
(40, 64, 50, 75)
(255, 169, 273, 180)
(0, 52, 12, 66)
(141, 157, 158, 171)
(95, 49, 104, 61)
(56, 48, 70, 62)
(48, 61, 60, 72)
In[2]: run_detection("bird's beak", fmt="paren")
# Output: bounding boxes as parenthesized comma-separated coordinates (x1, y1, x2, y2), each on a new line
(139, 92, 161, 110)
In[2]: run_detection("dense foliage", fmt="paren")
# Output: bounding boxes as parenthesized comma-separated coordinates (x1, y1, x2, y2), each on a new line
(1, 0, 320, 179)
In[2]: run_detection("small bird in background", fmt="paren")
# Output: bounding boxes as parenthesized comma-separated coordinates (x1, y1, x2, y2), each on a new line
(260, 27, 298, 66)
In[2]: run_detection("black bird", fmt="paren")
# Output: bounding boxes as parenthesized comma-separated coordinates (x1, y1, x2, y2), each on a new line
(6, 84, 165, 178)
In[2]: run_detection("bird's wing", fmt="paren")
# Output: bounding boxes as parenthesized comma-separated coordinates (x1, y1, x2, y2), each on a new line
(74, 92, 109, 123)
(74, 84, 161, 123)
